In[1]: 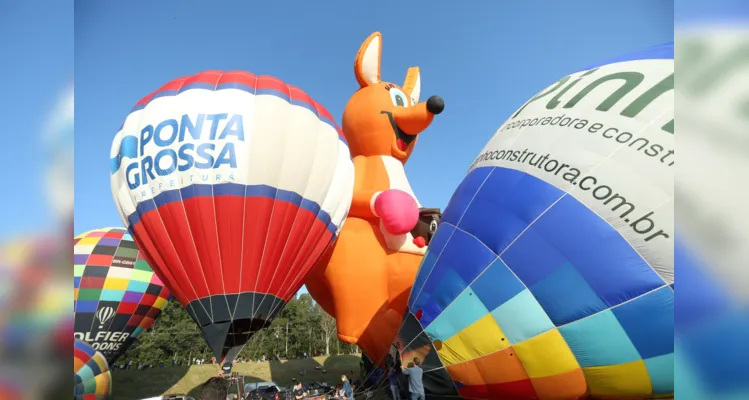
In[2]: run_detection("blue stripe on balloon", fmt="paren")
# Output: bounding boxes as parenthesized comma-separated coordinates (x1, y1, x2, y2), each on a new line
(455, 167, 564, 255)
(415, 165, 667, 334)
(128, 82, 345, 146)
(418, 268, 463, 328)
(502, 180, 665, 311)
(125, 183, 336, 236)
(528, 261, 607, 325)
(126, 280, 149, 293)
(490, 289, 555, 344)
(425, 287, 488, 341)
(612, 285, 674, 359)
(76, 300, 99, 313)
(645, 353, 674, 395)
(87, 359, 103, 376)
(412, 226, 496, 327)
(76, 365, 95, 382)
(558, 309, 643, 367)
(410, 224, 455, 304)
(440, 167, 494, 227)
(75, 340, 96, 356)
(470, 258, 525, 312)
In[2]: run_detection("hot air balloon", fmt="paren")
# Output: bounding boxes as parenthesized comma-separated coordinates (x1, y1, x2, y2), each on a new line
(74, 227, 171, 365)
(109, 70, 355, 364)
(75, 339, 112, 400)
(395, 43, 674, 399)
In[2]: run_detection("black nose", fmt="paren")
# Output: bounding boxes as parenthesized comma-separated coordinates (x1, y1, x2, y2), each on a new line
(426, 95, 444, 115)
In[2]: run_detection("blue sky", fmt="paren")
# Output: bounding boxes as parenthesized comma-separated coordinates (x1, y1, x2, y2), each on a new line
(74, 1, 672, 293)
(0, 2, 72, 240)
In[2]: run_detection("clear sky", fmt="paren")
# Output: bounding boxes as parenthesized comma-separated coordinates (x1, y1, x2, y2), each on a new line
(0, 2, 72, 240)
(74, 1, 673, 293)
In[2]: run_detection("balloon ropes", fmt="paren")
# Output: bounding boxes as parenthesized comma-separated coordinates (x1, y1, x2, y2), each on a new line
(109, 70, 355, 363)
(395, 43, 674, 399)
(74, 227, 171, 365)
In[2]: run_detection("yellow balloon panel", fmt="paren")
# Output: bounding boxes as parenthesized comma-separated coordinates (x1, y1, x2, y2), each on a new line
(513, 329, 580, 379)
(582, 360, 653, 398)
(437, 313, 510, 365)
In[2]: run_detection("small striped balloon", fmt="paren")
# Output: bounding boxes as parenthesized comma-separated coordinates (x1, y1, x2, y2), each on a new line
(74, 339, 112, 399)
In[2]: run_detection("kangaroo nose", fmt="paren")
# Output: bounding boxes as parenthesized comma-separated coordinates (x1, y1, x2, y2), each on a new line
(426, 96, 445, 115)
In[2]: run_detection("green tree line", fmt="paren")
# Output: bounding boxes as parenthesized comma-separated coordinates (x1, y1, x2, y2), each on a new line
(117, 293, 358, 366)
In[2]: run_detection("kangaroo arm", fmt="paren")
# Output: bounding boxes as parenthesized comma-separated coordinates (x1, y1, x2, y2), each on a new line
(349, 189, 381, 220)
(348, 156, 388, 220)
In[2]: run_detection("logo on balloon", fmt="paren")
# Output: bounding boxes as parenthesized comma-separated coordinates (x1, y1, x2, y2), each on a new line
(111, 113, 246, 192)
(73, 331, 131, 353)
(470, 56, 674, 259)
(95, 306, 116, 328)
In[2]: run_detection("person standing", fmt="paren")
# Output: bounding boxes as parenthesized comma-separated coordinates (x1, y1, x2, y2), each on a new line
(293, 382, 307, 400)
(341, 375, 354, 400)
(388, 368, 401, 400)
(401, 358, 425, 400)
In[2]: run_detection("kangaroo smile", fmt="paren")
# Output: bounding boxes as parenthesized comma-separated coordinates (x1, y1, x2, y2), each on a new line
(380, 110, 415, 152)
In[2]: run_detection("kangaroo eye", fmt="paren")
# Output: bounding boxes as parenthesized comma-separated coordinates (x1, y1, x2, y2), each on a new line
(389, 88, 408, 108)
(429, 220, 438, 233)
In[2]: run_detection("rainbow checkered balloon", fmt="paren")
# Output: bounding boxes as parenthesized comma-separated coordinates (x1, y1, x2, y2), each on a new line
(74, 339, 112, 399)
(74, 227, 170, 365)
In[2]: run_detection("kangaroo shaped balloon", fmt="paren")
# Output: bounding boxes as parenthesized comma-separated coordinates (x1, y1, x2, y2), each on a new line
(306, 31, 445, 366)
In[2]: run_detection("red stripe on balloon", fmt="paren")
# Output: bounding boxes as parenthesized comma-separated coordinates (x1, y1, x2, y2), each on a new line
(130, 214, 197, 305)
(132, 196, 334, 303)
(457, 380, 538, 399)
(133, 70, 343, 141)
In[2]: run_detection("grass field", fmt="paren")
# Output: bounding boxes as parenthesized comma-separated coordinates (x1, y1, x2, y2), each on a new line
(112, 354, 363, 399)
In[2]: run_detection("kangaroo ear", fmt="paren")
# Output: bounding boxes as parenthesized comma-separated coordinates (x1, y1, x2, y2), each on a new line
(354, 32, 382, 87)
(402, 67, 421, 105)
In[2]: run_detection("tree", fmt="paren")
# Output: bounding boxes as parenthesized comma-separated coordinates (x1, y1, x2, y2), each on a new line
(118, 293, 359, 365)
(318, 306, 336, 355)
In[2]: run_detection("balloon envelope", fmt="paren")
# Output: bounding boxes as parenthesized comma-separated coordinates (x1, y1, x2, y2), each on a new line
(109, 70, 354, 362)
(74, 339, 112, 400)
(74, 227, 170, 365)
(397, 44, 674, 399)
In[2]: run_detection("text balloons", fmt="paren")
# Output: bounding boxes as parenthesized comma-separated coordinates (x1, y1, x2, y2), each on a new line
(74, 227, 170, 365)
(109, 70, 354, 363)
(396, 43, 674, 399)
(75, 339, 112, 400)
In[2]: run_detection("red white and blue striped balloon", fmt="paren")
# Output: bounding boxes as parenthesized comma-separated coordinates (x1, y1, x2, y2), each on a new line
(109, 70, 354, 363)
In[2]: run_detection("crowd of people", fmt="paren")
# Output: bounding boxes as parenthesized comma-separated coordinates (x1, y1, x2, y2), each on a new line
(194, 357, 425, 400)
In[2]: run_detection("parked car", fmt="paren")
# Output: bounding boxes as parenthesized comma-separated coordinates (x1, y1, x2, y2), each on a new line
(243, 381, 280, 393)
(304, 382, 335, 400)
(244, 385, 292, 400)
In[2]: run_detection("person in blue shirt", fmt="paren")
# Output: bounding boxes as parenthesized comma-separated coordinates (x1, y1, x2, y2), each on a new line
(401, 358, 425, 400)
(341, 374, 354, 400)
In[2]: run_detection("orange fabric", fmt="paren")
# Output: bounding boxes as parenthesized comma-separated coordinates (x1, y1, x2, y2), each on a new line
(446, 347, 530, 385)
(531, 368, 588, 400)
(305, 32, 442, 365)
